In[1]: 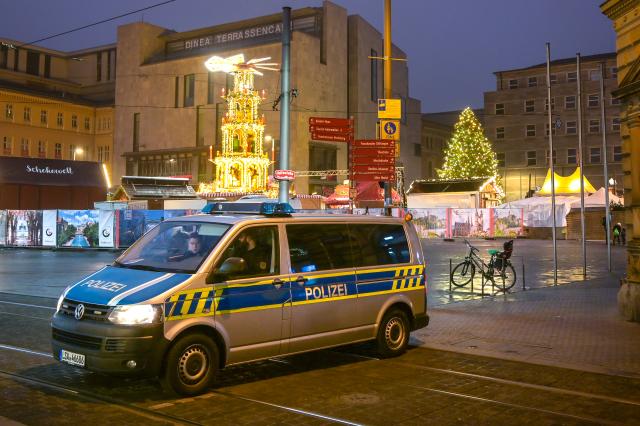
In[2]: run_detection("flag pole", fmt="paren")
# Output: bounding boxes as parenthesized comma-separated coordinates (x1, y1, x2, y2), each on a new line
(577, 53, 587, 279)
(546, 43, 558, 285)
(600, 62, 612, 272)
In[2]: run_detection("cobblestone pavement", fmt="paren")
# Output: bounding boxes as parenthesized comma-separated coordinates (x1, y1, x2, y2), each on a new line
(0, 239, 626, 306)
(0, 292, 639, 425)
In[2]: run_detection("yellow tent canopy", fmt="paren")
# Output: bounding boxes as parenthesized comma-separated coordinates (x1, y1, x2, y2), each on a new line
(538, 168, 597, 195)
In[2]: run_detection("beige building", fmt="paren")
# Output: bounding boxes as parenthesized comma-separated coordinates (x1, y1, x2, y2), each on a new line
(0, 39, 115, 170)
(484, 53, 622, 201)
(112, 1, 422, 193)
(601, 0, 640, 321)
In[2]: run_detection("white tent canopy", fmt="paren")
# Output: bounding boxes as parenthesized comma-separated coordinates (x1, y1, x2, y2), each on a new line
(570, 187, 622, 208)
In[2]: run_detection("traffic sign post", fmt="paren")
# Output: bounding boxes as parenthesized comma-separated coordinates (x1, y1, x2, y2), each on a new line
(274, 169, 295, 181)
(377, 98, 402, 119)
(380, 120, 400, 140)
(350, 139, 396, 183)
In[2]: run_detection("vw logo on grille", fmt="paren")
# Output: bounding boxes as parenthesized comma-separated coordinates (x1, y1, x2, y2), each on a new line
(74, 304, 85, 320)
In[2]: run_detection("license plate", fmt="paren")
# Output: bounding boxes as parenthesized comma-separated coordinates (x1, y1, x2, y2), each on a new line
(60, 349, 85, 367)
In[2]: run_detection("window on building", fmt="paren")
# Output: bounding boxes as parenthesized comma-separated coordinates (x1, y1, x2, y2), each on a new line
(528, 76, 537, 87)
(106, 118, 111, 130)
(546, 150, 557, 165)
(509, 79, 518, 89)
(525, 99, 535, 113)
(56, 112, 63, 127)
(133, 113, 140, 152)
(84, 117, 90, 131)
(44, 54, 51, 78)
(183, 74, 195, 107)
(26, 50, 39, 76)
(207, 72, 215, 104)
(13, 47, 19, 71)
(612, 117, 620, 132)
(589, 119, 600, 133)
(107, 50, 112, 80)
(566, 120, 577, 135)
(613, 145, 622, 162)
(71, 115, 78, 129)
(370, 49, 378, 102)
(54, 143, 62, 159)
(495, 103, 504, 115)
(40, 110, 47, 125)
(104, 146, 110, 162)
(611, 97, 621, 105)
(20, 138, 29, 156)
(5, 103, 13, 120)
(588, 94, 599, 108)
(544, 97, 555, 111)
(413, 143, 421, 157)
(174, 76, 180, 108)
(0, 45, 8, 69)
(565, 95, 576, 110)
(497, 152, 505, 167)
(611, 67, 618, 79)
(590, 147, 601, 163)
(2, 136, 11, 155)
(589, 69, 601, 81)
(23, 107, 31, 122)
(38, 140, 46, 158)
(527, 151, 537, 166)
(550, 74, 557, 85)
(545, 123, 557, 136)
(97, 146, 103, 162)
(69, 144, 75, 160)
(96, 52, 102, 82)
(309, 142, 337, 170)
(526, 124, 536, 137)
(567, 71, 577, 83)
(567, 148, 577, 164)
(496, 127, 505, 139)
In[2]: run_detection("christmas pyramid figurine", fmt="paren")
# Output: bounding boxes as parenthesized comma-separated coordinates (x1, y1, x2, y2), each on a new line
(200, 54, 278, 193)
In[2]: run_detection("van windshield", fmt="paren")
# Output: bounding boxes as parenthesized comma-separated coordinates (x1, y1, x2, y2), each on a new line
(114, 221, 230, 273)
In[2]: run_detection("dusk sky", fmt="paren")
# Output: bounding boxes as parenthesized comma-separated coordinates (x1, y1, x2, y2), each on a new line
(1, 0, 615, 112)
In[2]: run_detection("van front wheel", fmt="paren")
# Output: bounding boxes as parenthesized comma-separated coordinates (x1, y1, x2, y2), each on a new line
(161, 333, 218, 396)
(376, 309, 409, 358)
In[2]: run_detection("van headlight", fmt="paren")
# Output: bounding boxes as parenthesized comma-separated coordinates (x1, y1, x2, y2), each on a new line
(56, 294, 65, 313)
(108, 304, 163, 325)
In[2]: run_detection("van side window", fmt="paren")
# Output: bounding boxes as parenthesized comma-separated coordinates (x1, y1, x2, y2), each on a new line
(214, 226, 279, 280)
(286, 224, 353, 273)
(350, 224, 410, 267)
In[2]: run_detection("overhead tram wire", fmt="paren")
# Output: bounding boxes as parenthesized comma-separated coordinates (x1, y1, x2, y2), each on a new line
(18, 0, 178, 48)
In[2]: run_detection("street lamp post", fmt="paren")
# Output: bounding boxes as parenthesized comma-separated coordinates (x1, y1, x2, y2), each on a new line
(73, 147, 83, 161)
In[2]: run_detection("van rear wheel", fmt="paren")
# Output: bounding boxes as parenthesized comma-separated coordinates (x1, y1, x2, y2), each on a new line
(376, 309, 409, 358)
(161, 332, 218, 396)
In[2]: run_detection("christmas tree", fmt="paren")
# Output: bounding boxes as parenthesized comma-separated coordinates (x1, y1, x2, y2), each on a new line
(437, 107, 498, 180)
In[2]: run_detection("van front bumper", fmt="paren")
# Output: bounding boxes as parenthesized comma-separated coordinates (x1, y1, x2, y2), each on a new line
(51, 312, 169, 376)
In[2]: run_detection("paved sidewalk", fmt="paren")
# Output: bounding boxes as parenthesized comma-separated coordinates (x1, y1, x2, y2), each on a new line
(414, 272, 640, 378)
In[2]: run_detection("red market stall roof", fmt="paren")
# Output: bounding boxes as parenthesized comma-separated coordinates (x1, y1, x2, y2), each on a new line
(325, 182, 402, 206)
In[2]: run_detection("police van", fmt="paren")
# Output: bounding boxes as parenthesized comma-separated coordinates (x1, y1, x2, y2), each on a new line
(51, 203, 428, 395)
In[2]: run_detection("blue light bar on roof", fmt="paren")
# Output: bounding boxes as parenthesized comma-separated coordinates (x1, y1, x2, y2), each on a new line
(202, 202, 295, 216)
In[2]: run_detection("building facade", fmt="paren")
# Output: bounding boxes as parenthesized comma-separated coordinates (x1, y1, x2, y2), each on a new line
(0, 39, 115, 171)
(112, 1, 421, 194)
(484, 53, 622, 201)
(601, 0, 640, 322)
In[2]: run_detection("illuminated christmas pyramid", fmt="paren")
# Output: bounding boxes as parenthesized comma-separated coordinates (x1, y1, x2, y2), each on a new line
(199, 54, 277, 193)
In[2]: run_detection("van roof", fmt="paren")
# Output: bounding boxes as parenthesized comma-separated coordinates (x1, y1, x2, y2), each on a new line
(164, 213, 404, 225)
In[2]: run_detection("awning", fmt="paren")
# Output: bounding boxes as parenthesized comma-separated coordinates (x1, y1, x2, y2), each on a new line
(538, 168, 597, 195)
(0, 156, 106, 187)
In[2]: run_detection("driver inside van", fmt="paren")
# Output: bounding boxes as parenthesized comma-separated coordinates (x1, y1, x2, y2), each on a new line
(230, 229, 273, 276)
(184, 232, 205, 258)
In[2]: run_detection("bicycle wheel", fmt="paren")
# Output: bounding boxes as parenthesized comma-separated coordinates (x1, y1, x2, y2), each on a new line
(494, 263, 517, 292)
(451, 261, 475, 287)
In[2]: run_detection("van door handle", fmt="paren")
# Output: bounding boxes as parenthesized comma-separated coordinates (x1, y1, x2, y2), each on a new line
(295, 276, 308, 285)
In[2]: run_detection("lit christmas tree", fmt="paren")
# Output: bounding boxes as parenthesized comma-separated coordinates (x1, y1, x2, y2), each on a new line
(437, 107, 498, 180)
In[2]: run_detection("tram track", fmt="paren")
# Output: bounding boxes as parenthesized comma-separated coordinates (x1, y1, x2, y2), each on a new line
(0, 342, 363, 425)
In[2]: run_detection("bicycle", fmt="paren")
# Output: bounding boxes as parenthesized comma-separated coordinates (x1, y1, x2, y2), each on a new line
(450, 239, 516, 292)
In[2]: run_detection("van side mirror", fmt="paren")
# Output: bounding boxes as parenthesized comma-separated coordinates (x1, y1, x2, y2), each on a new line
(207, 257, 247, 284)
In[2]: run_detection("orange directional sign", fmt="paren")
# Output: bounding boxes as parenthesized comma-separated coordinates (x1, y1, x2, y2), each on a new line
(311, 133, 350, 142)
(309, 117, 352, 127)
(352, 139, 395, 148)
(352, 165, 395, 174)
(351, 173, 395, 182)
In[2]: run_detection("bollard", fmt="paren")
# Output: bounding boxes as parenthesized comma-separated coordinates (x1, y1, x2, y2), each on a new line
(449, 259, 452, 295)
(471, 268, 474, 295)
(522, 261, 526, 291)
(481, 272, 485, 297)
